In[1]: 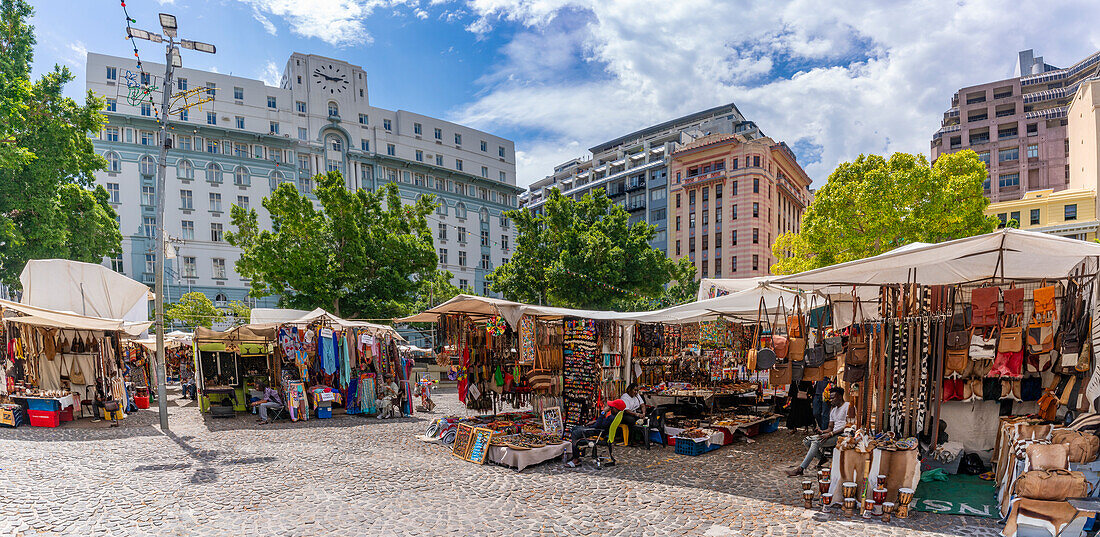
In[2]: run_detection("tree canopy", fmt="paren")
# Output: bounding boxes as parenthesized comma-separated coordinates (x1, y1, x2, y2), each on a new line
(771, 150, 996, 274)
(0, 0, 121, 286)
(165, 292, 222, 329)
(489, 188, 675, 310)
(226, 171, 439, 319)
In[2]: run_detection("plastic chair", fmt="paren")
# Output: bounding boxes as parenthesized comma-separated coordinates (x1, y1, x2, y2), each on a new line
(583, 411, 625, 468)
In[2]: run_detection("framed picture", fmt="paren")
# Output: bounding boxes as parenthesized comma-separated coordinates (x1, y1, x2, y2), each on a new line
(452, 423, 474, 459)
(466, 427, 493, 465)
(542, 406, 563, 437)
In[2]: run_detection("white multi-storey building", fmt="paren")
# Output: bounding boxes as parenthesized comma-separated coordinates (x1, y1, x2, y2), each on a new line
(86, 52, 520, 309)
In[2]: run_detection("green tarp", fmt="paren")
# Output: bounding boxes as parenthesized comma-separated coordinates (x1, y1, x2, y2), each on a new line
(913, 473, 998, 518)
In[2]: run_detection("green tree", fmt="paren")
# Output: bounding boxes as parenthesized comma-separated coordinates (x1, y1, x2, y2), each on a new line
(617, 257, 699, 311)
(226, 171, 438, 319)
(225, 301, 251, 324)
(0, 0, 121, 286)
(489, 188, 674, 310)
(165, 292, 223, 329)
(772, 151, 996, 274)
(412, 269, 464, 313)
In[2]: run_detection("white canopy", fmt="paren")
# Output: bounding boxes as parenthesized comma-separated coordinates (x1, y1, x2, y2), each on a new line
(634, 284, 802, 324)
(773, 229, 1100, 293)
(256, 307, 404, 340)
(696, 277, 774, 301)
(398, 294, 654, 327)
(0, 297, 153, 336)
(19, 259, 150, 322)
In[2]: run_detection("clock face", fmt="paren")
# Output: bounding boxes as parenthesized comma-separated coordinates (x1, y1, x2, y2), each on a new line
(312, 64, 348, 94)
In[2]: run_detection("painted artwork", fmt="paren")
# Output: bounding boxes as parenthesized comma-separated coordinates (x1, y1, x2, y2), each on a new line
(466, 427, 493, 465)
(541, 406, 563, 437)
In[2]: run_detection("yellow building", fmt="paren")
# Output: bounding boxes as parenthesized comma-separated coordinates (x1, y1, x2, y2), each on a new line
(985, 188, 1098, 240)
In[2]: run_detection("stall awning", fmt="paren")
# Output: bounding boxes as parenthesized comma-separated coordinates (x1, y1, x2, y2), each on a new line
(0, 297, 153, 335)
(194, 324, 278, 344)
(772, 229, 1100, 292)
(396, 295, 527, 324)
(633, 284, 803, 324)
(696, 276, 775, 301)
(19, 259, 150, 322)
(262, 307, 405, 341)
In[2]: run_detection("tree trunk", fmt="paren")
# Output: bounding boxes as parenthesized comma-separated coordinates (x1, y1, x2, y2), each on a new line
(332, 298, 341, 317)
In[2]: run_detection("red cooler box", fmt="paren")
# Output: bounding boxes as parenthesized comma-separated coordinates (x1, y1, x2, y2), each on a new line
(28, 409, 60, 428)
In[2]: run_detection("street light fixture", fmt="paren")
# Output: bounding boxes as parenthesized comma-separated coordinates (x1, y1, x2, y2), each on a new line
(127, 12, 215, 431)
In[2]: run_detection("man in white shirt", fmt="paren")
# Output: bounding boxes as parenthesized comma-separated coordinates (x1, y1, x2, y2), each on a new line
(619, 383, 646, 427)
(786, 387, 854, 476)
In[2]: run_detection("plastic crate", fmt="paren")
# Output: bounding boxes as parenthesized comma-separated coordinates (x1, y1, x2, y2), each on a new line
(317, 407, 332, 419)
(674, 437, 709, 456)
(760, 418, 780, 434)
(28, 409, 60, 428)
(134, 395, 150, 409)
(26, 398, 59, 412)
(59, 407, 74, 422)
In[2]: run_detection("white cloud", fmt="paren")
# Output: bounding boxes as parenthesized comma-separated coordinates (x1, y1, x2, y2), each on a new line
(451, 0, 1100, 188)
(252, 8, 278, 35)
(414, 8, 429, 19)
(238, 0, 418, 46)
(259, 61, 281, 87)
(62, 41, 88, 69)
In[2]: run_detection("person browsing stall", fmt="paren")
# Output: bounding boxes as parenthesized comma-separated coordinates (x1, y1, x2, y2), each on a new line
(618, 383, 646, 426)
(785, 387, 854, 477)
(249, 381, 282, 425)
(566, 399, 626, 468)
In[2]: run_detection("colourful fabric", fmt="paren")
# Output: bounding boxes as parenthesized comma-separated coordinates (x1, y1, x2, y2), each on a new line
(320, 330, 337, 375)
(519, 315, 535, 363)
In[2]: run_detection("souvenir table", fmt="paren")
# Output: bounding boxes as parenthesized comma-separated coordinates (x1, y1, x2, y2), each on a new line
(488, 442, 571, 471)
(10, 393, 76, 412)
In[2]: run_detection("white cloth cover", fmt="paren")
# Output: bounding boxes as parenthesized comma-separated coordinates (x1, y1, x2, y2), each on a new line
(20, 259, 149, 321)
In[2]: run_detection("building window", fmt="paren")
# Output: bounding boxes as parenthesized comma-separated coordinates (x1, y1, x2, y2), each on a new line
(325, 101, 339, 117)
(386, 143, 395, 156)
(1027, 144, 1038, 158)
(182, 257, 196, 278)
(140, 185, 155, 206)
(237, 195, 249, 210)
(481, 166, 488, 178)
(267, 96, 276, 109)
(458, 251, 467, 267)
(437, 248, 448, 265)
(145, 253, 155, 274)
(139, 102, 151, 117)
(110, 256, 124, 273)
(752, 255, 759, 271)
(998, 173, 1019, 188)
(206, 139, 219, 154)
(206, 162, 222, 183)
(205, 82, 216, 98)
(437, 222, 447, 240)
(502, 234, 509, 250)
(211, 223, 224, 242)
(105, 66, 117, 80)
(298, 176, 312, 193)
(499, 146, 506, 158)
(139, 130, 154, 146)
(181, 220, 194, 240)
(415, 150, 423, 162)
(139, 155, 156, 176)
(178, 109, 188, 121)
(105, 152, 121, 172)
(752, 202, 759, 218)
(455, 202, 467, 219)
(296, 101, 307, 113)
(753, 228, 759, 244)
(435, 154, 443, 166)
(414, 122, 422, 135)
(753, 178, 759, 193)
(234, 116, 244, 129)
(209, 192, 222, 212)
(234, 166, 250, 186)
(481, 254, 491, 270)
(499, 171, 507, 182)
(233, 87, 244, 100)
(753, 156, 760, 167)
(1030, 208, 1040, 225)
(458, 279, 468, 290)
(1065, 204, 1078, 221)
(998, 147, 1019, 162)
(383, 119, 392, 131)
(480, 140, 487, 152)
(142, 216, 156, 238)
(675, 216, 681, 231)
(731, 230, 737, 245)
(106, 183, 120, 203)
(299, 127, 308, 141)
(180, 189, 193, 210)
(212, 258, 226, 279)
(177, 78, 187, 91)
(652, 208, 666, 221)
(176, 159, 194, 180)
(206, 111, 216, 125)
(106, 98, 116, 112)
(434, 128, 442, 140)
(480, 230, 490, 247)
(269, 121, 279, 134)
(455, 159, 463, 171)
(454, 133, 462, 145)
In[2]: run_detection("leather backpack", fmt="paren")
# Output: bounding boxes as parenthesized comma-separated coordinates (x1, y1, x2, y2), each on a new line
(1052, 429, 1100, 463)
(971, 286, 1000, 328)
(805, 306, 827, 368)
(1034, 283, 1058, 318)
(770, 298, 789, 360)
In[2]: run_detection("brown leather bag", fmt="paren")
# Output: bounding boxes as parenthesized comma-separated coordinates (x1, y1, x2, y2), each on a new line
(945, 348, 970, 376)
(803, 365, 824, 382)
(846, 328, 869, 366)
(1034, 284, 1057, 317)
(769, 361, 792, 386)
(972, 286, 1000, 328)
(1052, 429, 1100, 463)
(1038, 390, 1060, 421)
(823, 358, 839, 378)
(788, 337, 806, 362)
(999, 326, 1024, 353)
(1026, 443, 1069, 471)
(1014, 469, 1088, 500)
(1027, 316, 1055, 354)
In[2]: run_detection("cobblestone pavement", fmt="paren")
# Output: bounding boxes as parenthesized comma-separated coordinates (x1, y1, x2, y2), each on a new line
(0, 388, 1003, 536)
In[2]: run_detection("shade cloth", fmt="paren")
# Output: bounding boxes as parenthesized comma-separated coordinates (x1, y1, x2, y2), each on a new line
(0, 298, 152, 336)
(255, 308, 404, 340)
(697, 277, 775, 301)
(20, 259, 149, 322)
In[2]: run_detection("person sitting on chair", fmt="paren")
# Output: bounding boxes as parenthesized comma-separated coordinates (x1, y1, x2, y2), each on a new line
(566, 399, 626, 468)
(376, 376, 400, 419)
(249, 381, 282, 425)
(619, 383, 646, 427)
(786, 387, 854, 476)
(179, 361, 196, 400)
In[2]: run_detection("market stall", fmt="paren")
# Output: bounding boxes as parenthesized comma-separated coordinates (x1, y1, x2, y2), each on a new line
(0, 298, 152, 427)
(765, 229, 1100, 527)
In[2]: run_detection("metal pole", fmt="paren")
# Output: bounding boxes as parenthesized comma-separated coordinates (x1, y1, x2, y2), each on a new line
(153, 40, 175, 431)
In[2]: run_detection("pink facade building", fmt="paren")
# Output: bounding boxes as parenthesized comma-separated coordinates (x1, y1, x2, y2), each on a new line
(668, 134, 813, 278)
(931, 49, 1100, 202)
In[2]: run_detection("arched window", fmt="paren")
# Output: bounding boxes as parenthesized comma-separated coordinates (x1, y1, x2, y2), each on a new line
(269, 170, 284, 190)
(436, 199, 448, 216)
(327, 101, 339, 117)
(479, 207, 489, 224)
(105, 151, 121, 173)
(139, 155, 156, 176)
(176, 159, 193, 180)
(327, 135, 343, 152)
(214, 292, 228, 306)
(206, 162, 222, 183)
(455, 202, 467, 219)
(234, 166, 250, 186)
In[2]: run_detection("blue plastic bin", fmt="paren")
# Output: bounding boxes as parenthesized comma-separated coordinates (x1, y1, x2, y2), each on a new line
(317, 407, 332, 419)
(25, 398, 60, 412)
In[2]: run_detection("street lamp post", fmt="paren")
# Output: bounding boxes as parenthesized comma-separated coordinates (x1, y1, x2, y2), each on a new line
(128, 14, 215, 431)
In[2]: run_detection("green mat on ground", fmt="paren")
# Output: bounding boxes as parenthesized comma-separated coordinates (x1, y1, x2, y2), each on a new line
(913, 473, 998, 518)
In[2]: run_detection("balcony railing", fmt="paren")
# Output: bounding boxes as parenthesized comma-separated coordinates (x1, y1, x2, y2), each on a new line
(625, 181, 646, 192)
(1025, 106, 1067, 120)
(969, 135, 990, 145)
(932, 124, 961, 140)
(626, 201, 646, 212)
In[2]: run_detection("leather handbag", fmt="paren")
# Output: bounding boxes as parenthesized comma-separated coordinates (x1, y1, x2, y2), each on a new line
(1052, 429, 1100, 463)
(1034, 283, 1058, 318)
(845, 298, 869, 366)
(999, 325, 1024, 353)
(808, 296, 832, 329)
(787, 298, 804, 339)
(1027, 317, 1056, 354)
(806, 319, 826, 367)
(1027, 443, 1070, 471)
(823, 358, 839, 378)
(843, 363, 866, 383)
(971, 286, 1000, 328)
(1038, 389, 1061, 421)
(945, 348, 970, 376)
(1003, 285, 1025, 319)
(771, 297, 789, 359)
(946, 328, 970, 351)
(788, 336, 806, 362)
(823, 335, 843, 357)
(769, 361, 792, 386)
(970, 331, 997, 360)
(1014, 469, 1088, 501)
(803, 365, 824, 382)
(791, 361, 805, 384)
(69, 357, 86, 386)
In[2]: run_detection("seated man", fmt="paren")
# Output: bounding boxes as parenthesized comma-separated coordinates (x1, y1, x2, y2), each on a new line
(248, 381, 282, 425)
(619, 383, 646, 427)
(376, 376, 400, 419)
(179, 362, 196, 400)
(565, 399, 626, 468)
(786, 387, 854, 477)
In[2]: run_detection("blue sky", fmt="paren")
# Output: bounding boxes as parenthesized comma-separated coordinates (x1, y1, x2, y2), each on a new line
(30, 0, 1100, 188)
